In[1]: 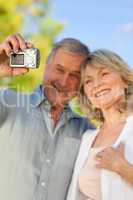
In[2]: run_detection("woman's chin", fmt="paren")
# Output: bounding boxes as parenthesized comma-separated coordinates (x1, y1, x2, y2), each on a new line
(95, 100, 115, 110)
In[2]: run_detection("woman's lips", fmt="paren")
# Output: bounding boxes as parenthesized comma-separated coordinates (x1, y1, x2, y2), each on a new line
(95, 89, 111, 98)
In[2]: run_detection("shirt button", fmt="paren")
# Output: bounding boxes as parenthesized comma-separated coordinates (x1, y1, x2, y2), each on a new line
(41, 181, 46, 187)
(46, 159, 51, 163)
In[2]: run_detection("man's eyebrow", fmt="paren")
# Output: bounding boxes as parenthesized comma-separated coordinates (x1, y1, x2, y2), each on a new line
(72, 70, 80, 74)
(56, 64, 80, 75)
(70, 71, 81, 77)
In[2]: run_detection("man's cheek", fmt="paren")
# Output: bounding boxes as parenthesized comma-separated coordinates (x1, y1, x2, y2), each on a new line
(68, 90, 78, 98)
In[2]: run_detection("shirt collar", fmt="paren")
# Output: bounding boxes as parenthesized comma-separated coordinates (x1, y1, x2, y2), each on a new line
(29, 85, 46, 106)
(29, 85, 82, 119)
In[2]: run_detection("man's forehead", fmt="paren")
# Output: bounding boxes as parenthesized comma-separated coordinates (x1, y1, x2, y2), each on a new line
(53, 48, 86, 60)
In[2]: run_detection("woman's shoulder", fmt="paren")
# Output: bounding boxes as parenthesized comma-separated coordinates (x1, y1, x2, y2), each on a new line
(125, 115, 133, 132)
(126, 114, 133, 123)
(82, 128, 99, 141)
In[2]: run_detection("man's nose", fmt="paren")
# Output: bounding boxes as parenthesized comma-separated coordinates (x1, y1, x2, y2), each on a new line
(59, 73, 69, 86)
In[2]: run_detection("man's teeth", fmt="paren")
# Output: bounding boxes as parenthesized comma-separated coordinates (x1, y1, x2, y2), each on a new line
(95, 89, 110, 97)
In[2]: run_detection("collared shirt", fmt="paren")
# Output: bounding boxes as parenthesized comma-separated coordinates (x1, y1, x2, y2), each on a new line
(0, 86, 94, 200)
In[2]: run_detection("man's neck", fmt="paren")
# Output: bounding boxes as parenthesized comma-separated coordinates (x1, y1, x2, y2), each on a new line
(50, 105, 64, 126)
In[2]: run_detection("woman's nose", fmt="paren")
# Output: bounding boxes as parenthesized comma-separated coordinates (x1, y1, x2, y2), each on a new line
(93, 77, 102, 88)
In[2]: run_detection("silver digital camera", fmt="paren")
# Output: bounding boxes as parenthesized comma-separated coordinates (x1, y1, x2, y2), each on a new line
(10, 48, 40, 68)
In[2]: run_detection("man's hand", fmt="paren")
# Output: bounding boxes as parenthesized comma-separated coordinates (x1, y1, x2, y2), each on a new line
(0, 33, 33, 78)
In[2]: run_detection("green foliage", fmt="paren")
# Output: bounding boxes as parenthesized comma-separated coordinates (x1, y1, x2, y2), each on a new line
(0, 0, 64, 92)
(0, 0, 92, 120)
(0, 1, 21, 40)
(70, 98, 100, 127)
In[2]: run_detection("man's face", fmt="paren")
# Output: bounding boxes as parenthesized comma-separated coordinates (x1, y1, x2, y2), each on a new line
(43, 49, 86, 107)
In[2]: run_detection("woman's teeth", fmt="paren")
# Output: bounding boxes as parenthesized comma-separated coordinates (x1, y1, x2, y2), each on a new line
(95, 89, 110, 97)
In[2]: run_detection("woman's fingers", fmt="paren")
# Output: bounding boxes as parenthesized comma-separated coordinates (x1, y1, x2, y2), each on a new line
(117, 143, 125, 156)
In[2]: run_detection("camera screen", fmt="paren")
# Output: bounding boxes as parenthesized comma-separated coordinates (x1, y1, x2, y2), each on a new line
(11, 54, 24, 65)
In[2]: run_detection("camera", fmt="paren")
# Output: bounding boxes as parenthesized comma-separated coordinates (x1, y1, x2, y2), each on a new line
(10, 48, 40, 68)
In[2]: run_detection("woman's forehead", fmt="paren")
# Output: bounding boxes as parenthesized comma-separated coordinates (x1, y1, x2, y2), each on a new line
(84, 63, 108, 74)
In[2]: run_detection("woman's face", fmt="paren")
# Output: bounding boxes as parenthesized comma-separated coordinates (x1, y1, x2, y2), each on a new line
(83, 64, 127, 110)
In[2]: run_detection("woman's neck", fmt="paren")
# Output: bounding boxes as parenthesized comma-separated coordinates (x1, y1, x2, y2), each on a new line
(101, 95, 128, 126)
(102, 107, 127, 127)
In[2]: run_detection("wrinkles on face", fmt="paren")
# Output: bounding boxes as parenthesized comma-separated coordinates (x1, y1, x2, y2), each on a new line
(83, 65, 127, 110)
(43, 49, 85, 107)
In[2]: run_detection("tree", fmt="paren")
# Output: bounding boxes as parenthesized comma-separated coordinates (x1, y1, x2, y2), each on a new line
(0, 0, 64, 92)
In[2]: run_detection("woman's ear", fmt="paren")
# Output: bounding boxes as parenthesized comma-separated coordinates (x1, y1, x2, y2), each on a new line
(122, 78, 128, 89)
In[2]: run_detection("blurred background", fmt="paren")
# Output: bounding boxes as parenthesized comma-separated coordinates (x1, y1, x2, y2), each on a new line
(52, 0, 133, 68)
(0, 0, 63, 92)
(0, 0, 132, 116)
(0, 0, 133, 90)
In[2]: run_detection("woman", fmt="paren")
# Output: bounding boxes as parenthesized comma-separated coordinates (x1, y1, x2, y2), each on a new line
(67, 49, 133, 200)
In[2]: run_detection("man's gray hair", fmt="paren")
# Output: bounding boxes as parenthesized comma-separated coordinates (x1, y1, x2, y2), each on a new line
(46, 38, 90, 64)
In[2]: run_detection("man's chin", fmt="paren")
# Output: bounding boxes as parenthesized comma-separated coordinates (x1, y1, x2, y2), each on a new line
(51, 96, 70, 107)
(45, 88, 72, 107)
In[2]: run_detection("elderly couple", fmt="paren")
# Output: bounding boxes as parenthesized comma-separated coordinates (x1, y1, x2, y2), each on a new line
(0, 34, 133, 200)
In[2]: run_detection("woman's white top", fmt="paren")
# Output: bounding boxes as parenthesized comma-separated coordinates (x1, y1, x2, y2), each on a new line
(67, 115, 133, 200)
(78, 147, 104, 200)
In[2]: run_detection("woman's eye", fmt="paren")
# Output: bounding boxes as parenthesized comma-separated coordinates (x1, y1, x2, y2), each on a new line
(84, 80, 92, 84)
(102, 72, 109, 76)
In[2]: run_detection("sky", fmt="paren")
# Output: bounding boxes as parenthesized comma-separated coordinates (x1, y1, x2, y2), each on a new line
(51, 0, 133, 67)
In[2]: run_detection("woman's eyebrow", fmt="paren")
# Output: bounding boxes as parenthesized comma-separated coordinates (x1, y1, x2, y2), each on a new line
(83, 67, 107, 80)
(99, 67, 108, 71)
(84, 75, 93, 79)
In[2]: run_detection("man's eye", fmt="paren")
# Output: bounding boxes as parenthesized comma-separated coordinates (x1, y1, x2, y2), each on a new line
(70, 73, 80, 80)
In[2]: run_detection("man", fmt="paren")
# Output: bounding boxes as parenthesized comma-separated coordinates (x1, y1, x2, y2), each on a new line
(0, 34, 94, 200)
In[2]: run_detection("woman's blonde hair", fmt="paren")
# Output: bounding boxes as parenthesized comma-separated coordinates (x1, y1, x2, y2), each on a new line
(79, 49, 133, 122)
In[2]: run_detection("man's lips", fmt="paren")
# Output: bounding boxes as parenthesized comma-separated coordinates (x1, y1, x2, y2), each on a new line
(46, 83, 76, 98)
(52, 83, 69, 95)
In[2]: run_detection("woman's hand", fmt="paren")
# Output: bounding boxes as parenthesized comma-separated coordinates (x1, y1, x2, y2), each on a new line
(95, 143, 125, 174)
(95, 143, 133, 185)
